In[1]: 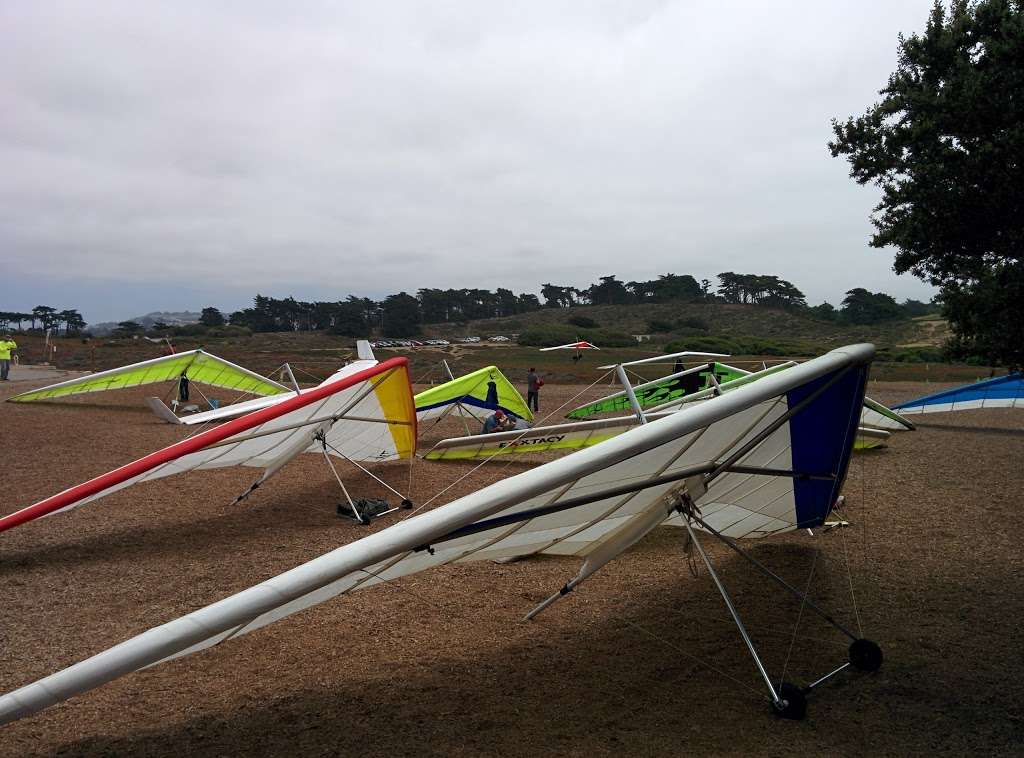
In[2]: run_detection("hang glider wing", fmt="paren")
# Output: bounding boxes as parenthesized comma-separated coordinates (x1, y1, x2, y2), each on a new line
(854, 426, 890, 450)
(147, 359, 380, 426)
(641, 364, 912, 436)
(597, 350, 730, 370)
(423, 412, 675, 461)
(415, 366, 533, 422)
(891, 373, 1024, 415)
(539, 341, 600, 351)
(7, 350, 289, 403)
(0, 344, 872, 724)
(0, 358, 416, 535)
(567, 362, 754, 419)
(861, 397, 915, 431)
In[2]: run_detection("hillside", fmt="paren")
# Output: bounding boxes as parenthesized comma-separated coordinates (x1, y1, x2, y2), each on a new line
(423, 303, 947, 353)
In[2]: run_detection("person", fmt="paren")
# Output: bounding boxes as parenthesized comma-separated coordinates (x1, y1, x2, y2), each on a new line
(178, 372, 190, 402)
(482, 409, 511, 434)
(0, 334, 17, 381)
(673, 358, 684, 374)
(526, 367, 542, 412)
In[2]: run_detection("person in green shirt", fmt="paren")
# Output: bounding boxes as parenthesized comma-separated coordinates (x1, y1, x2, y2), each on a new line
(0, 334, 16, 380)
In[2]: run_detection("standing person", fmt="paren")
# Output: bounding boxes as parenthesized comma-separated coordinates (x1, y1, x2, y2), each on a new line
(526, 367, 541, 412)
(0, 334, 17, 381)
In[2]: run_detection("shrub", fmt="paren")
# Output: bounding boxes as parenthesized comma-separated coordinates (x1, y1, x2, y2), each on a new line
(568, 315, 598, 329)
(646, 319, 673, 333)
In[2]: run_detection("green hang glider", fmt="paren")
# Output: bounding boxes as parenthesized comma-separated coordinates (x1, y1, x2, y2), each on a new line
(7, 349, 289, 404)
(566, 361, 750, 419)
(414, 365, 533, 422)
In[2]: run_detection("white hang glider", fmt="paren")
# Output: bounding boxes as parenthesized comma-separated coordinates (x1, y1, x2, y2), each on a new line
(0, 357, 417, 534)
(0, 344, 882, 724)
(596, 349, 730, 370)
(6, 349, 289, 405)
(539, 340, 600, 352)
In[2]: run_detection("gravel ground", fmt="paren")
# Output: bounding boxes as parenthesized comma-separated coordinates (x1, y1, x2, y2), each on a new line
(0, 376, 1021, 756)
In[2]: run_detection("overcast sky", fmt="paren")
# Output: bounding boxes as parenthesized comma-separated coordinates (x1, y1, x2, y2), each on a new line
(1, 1, 939, 324)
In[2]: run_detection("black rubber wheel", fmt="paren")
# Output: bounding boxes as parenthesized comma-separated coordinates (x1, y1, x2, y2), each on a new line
(772, 682, 808, 720)
(849, 638, 884, 672)
(401, 499, 414, 510)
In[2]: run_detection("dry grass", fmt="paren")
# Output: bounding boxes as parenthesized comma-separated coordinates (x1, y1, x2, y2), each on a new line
(0, 376, 1021, 756)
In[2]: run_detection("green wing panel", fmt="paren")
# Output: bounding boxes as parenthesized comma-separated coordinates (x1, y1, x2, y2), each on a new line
(415, 366, 533, 422)
(567, 362, 748, 419)
(8, 350, 288, 403)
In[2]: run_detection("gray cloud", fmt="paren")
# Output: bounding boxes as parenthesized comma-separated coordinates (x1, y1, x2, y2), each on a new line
(0, 1, 938, 322)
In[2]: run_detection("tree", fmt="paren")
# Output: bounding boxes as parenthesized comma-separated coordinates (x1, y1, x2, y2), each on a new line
(115, 320, 143, 337)
(381, 292, 421, 337)
(840, 288, 903, 325)
(199, 307, 225, 327)
(829, 0, 1024, 365)
(32, 305, 58, 330)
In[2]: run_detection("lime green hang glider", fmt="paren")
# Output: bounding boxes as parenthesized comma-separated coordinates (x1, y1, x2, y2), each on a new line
(566, 361, 754, 419)
(7, 349, 290, 404)
(414, 365, 533, 422)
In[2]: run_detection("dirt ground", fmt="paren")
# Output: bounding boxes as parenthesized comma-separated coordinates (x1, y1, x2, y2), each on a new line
(0, 372, 1021, 756)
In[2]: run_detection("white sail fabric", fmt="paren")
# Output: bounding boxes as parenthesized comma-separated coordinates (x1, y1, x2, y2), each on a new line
(0, 344, 873, 724)
(0, 358, 416, 534)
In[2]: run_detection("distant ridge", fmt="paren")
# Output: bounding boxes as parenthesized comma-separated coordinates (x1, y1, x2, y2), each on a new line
(87, 311, 201, 335)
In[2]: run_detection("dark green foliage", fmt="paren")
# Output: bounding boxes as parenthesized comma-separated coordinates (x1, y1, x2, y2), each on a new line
(840, 288, 903, 324)
(568, 315, 599, 329)
(382, 292, 421, 338)
(666, 335, 827, 357)
(199, 307, 225, 327)
(587, 275, 632, 305)
(646, 318, 673, 333)
(716, 273, 807, 309)
(830, 0, 1024, 366)
(808, 302, 838, 322)
(418, 288, 540, 322)
(942, 262, 1024, 368)
(677, 316, 709, 332)
(114, 320, 143, 336)
(627, 274, 703, 303)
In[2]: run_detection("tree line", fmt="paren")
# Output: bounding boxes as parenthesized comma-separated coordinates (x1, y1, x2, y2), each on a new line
(201, 272, 933, 339)
(0, 306, 86, 334)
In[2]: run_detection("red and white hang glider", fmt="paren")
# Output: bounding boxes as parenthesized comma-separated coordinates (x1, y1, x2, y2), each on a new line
(0, 357, 417, 535)
(539, 340, 600, 352)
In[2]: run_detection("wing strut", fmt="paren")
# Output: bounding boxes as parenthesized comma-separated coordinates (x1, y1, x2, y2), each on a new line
(674, 493, 883, 720)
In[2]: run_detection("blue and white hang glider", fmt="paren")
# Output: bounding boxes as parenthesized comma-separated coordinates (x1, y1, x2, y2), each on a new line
(0, 344, 883, 724)
(892, 373, 1024, 415)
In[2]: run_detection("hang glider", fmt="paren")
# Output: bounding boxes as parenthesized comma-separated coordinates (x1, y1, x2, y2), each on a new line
(146, 358, 379, 426)
(0, 344, 878, 724)
(539, 340, 600, 352)
(424, 411, 674, 461)
(611, 362, 910, 439)
(145, 340, 380, 425)
(567, 361, 756, 419)
(0, 358, 416, 535)
(860, 397, 915, 431)
(891, 373, 1024, 415)
(596, 349, 729, 370)
(6, 349, 289, 404)
(414, 365, 533, 423)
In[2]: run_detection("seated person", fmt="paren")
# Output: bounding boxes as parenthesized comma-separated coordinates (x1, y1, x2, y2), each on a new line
(481, 409, 515, 434)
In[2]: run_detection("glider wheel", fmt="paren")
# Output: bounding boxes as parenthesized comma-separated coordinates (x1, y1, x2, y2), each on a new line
(772, 683, 807, 720)
(849, 639, 883, 672)
(400, 499, 414, 510)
